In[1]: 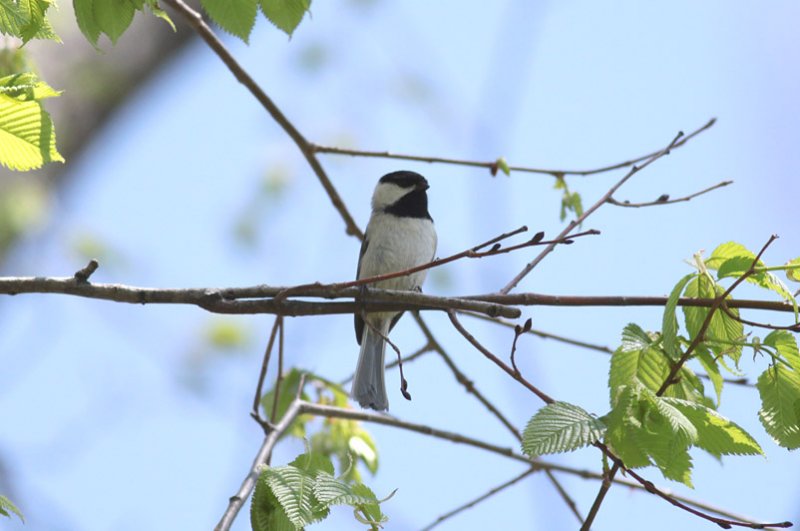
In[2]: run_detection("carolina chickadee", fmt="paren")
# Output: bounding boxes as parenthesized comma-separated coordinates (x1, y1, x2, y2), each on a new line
(351, 171, 437, 411)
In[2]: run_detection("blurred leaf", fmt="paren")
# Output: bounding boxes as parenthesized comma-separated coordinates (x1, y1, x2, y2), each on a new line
(201, 0, 257, 42)
(495, 156, 510, 176)
(0, 180, 47, 253)
(0, 72, 60, 100)
(206, 319, 250, 349)
(261, 368, 310, 437)
(94, 0, 135, 44)
(259, 0, 311, 37)
(786, 258, 800, 282)
(0, 495, 23, 522)
(0, 92, 63, 170)
(73, 0, 101, 44)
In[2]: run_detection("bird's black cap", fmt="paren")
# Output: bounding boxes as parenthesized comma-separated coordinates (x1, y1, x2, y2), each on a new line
(379, 170, 429, 190)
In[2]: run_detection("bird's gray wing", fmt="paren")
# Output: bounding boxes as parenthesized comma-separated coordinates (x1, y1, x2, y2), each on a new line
(354, 236, 369, 345)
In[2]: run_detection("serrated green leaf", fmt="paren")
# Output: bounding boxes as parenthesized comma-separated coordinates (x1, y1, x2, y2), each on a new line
(0, 495, 24, 523)
(620, 323, 653, 352)
(0, 72, 60, 100)
(706, 242, 753, 271)
(0, 0, 28, 36)
(662, 274, 695, 359)
(757, 364, 800, 449)
(663, 398, 763, 457)
(251, 474, 296, 531)
(632, 423, 694, 486)
(521, 401, 605, 457)
(603, 385, 652, 468)
(764, 330, 800, 372)
(264, 462, 329, 527)
(642, 390, 698, 444)
(259, 0, 310, 36)
(93, 0, 135, 44)
(786, 258, 800, 283)
(696, 345, 724, 405)
(202, 0, 257, 42)
(18, 0, 59, 42)
(0, 92, 63, 170)
(660, 365, 705, 403)
(682, 275, 744, 362)
(609, 344, 670, 401)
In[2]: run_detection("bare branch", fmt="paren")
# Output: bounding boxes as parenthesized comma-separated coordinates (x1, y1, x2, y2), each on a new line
(501, 120, 715, 294)
(250, 316, 282, 432)
(607, 180, 733, 208)
(309, 119, 715, 178)
(421, 467, 536, 530)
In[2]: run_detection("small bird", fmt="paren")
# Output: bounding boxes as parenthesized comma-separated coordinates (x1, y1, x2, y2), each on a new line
(352, 171, 437, 411)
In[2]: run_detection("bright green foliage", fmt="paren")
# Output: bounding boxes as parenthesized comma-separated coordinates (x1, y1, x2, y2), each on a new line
(553, 175, 583, 222)
(261, 368, 311, 438)
(664, 398, 763, 457)
(786, 257, 800, 282)
(494, 156, 510, 176)
(0, 495, 23, 522)
(602, 385, 654, 468)
(261, 369, 379, 480)
(610, 324, 669, 394)
(661, 273, 694, 359)
(205, 319, 250, 349)
(757, 364, 800, 449)
(201, 0, 257, 42)
(695, 345, 724, 405)
(73, 0, 174, 46)
(521, 401, 606, 457)
(259, 0, 311, 37)
(682, 274, 744, 362)
(251, 451, 390, 530)
(707, 241, 798, 318)
(0, 73, 62, 170)
(763, 330, 800, 372)
(0, 0, 59, 43)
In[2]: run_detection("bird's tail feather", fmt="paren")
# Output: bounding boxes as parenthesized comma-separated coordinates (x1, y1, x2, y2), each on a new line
(351, 323, 389, 411)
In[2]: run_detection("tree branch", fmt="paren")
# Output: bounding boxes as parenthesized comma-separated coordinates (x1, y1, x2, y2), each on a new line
(500, 120, 715, 294)
(607, 180, 733, 208)
(309, 118, 715, 178)
(161, 0, 363, 238)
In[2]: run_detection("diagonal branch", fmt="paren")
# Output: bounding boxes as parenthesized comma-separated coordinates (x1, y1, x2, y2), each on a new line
(161, 0, 363, 239)
(607, 180, 733, 208)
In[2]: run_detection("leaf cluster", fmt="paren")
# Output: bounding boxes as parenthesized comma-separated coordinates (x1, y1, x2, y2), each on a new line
(250, 451, 391, 531)
(200, 0, 311, 42)
(522, 241, 800, 487)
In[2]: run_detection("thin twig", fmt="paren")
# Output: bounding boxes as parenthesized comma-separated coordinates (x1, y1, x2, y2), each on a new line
(721, 305, 800, 332)
(421, 467, 537, 530)
(269, 317, 286, 422)
(309, 121, 714, 177)
(73, 259, 99, 282)
(607, 180, 733, 208)
(448, 311, 555, 404)
(250, 316, 282, 432)
(501, 120, 716, 294)
(161, 0, 363, 238)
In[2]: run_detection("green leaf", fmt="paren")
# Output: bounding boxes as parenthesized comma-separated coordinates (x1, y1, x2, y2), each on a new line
(0, 92, 63, 170)
(0, 72, 60, 100)
(144, 0, 175, 30)
(205, 319, 249, 349)
(659, 365, 705, 403)
(93, 0, 135, 44)
(259, 0, 310, 37)
(632, 422, 694, 486)
(251, 475, 296, 531)
(263, 457, 331, 527)
(705, 241, 753, 271)
(602, 385, 652, 468)
(201, 0, 258, 42)
(786, 257, 800, 283)
(609, 344, 670, 400)
(662, 274, 695, 359)
(663, 398, 763, 457)
(620, 323, 653, 352)
(0, 0, 58, 42)
(0, 495, 24, 523)
(757, 364, 800, 449)
(764, 330, 800, 372)
(682, 275, 744, 362)
(696, 345, 724, 405)
(521, 401, 605, 457)
(261, 368, 310, 438)
(73, 0, 101, 44)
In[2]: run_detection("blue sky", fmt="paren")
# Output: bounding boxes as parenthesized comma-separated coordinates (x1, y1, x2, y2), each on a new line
(1, 1, 799, 530)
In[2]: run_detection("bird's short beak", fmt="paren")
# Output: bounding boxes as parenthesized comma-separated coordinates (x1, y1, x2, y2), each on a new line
(416, 180, 430, 191)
